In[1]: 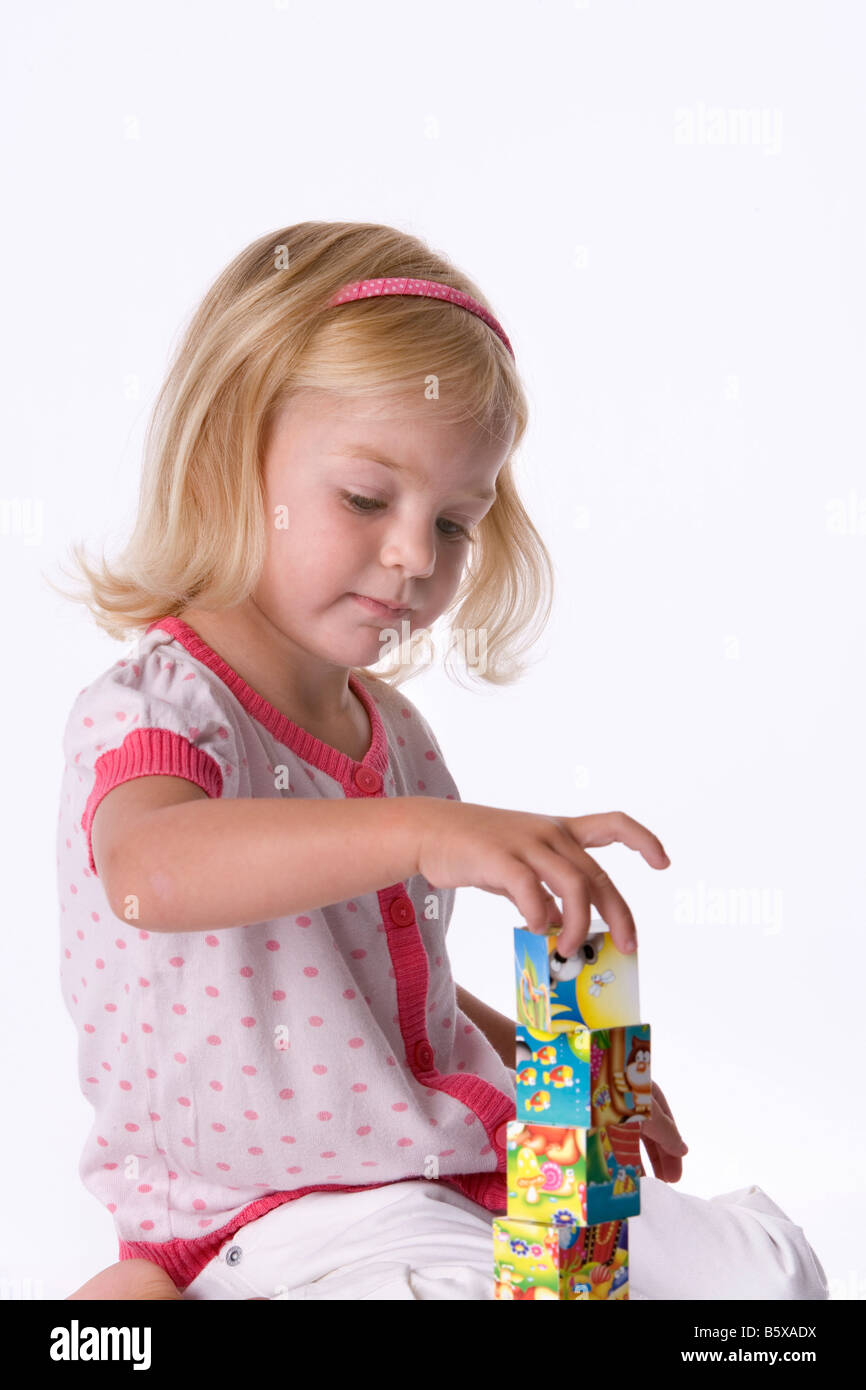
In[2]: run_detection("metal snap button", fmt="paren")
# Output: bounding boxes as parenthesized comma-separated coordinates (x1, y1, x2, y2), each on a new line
(225, 1245, 243, 1266)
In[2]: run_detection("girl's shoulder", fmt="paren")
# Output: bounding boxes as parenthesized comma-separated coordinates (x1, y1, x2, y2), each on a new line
(62, 626, 238, 774)
(352, 669, 450, 764)
(352, 667, 422, 719)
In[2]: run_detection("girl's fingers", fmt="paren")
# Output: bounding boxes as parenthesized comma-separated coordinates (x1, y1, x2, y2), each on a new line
(640, 1132, 683, 1183)
(650, 1080, 673, 1121)
(565, 811, 671, 870)
(642, 1103, 681, 1152)
(535, 811, 671, 954)
(642, 1082, 688, 1155)
(541, 891, 563, 928)
(531, 839, 636, 956)
(531, 845, 598, 954)
(496, 861, 567, 936)
(639, 1131, 663, 1178)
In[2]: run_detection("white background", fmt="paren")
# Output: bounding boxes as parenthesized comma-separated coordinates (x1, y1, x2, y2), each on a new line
(2, 0, 863, 1300)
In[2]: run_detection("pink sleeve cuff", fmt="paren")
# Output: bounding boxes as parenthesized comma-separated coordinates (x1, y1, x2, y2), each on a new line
(81, 727, 224, 876)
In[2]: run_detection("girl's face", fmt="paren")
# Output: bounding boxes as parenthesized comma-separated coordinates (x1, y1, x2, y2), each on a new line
(251, 390, 514, 671)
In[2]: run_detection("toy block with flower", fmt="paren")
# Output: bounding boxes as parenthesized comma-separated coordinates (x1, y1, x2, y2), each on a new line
(493, 1214, 630, 1300)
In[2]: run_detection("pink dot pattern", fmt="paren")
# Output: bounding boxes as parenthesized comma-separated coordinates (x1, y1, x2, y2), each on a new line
(56, 616, 515, 1290)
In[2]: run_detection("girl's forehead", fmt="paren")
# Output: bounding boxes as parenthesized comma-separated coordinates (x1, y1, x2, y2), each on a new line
(287, 383, 509, 424)
(274, 390, 514, 454)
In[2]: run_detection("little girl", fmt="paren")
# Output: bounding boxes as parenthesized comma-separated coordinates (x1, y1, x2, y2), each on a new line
(54, 221, 827, 1301)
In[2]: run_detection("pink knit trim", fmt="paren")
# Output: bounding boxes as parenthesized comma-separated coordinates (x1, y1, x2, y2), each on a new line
(442, 1169, 507, 1212)
(377, 879, 514, 1174)
(118, 1172, 506, 1290)
(146, 617, 389, 784)
(81, 727, 224, 876)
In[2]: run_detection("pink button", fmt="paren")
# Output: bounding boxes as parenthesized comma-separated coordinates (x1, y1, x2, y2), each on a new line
(413, 1040, 434, 1071)
(494, 1121, 510, 1152)
(389, 896, 415, 928)
(354, 765, 382, 794)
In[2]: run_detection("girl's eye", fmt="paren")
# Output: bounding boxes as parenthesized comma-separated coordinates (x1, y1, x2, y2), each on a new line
(342, 493, 472, 540)
(344, 493, 384, 513)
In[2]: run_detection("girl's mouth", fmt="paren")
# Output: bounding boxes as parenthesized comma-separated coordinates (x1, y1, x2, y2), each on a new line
(349, 593, 412, 618)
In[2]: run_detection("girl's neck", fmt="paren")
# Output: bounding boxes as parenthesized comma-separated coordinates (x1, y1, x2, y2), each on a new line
(174, 602, 366, 744)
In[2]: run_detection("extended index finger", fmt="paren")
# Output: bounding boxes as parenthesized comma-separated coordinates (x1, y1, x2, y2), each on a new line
(566, 811, 671, 869)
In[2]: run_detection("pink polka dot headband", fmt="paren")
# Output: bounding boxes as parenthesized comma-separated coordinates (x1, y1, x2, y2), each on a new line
(327, 277, 515, 359)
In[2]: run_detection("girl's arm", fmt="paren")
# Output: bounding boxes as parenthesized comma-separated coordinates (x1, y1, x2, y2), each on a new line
(455, 983, 516, 1073)
(67, 1259, 183, 1300)
(97, 784, 437, 933)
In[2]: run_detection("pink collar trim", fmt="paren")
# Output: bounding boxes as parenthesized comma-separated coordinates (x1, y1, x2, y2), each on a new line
(145, 616, 389, 786)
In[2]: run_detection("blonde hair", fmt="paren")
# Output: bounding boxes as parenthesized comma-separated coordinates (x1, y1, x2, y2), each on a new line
(44, 221, 554, 688)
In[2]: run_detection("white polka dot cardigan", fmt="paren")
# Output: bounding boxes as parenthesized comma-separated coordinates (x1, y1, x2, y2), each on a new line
(57, 616, 515, 1291)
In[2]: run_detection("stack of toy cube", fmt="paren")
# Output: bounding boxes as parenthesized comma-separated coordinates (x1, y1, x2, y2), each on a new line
(493, 919, 651, 1300)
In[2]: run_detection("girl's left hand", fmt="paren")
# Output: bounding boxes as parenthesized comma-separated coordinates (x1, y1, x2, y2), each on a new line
(639, 1080, 688, 1182)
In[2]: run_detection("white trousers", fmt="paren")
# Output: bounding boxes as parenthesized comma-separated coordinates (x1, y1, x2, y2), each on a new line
(181, 1175, 829, 1301)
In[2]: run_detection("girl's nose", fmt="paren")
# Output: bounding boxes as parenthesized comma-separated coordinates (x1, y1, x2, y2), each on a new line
(378, 525, 437, 580)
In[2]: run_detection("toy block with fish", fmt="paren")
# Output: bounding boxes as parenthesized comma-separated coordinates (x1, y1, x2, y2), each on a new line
(505, 1117, 643, 1225)
(493, 1214, 629, 1300)
(516, 1020, 651, 1128)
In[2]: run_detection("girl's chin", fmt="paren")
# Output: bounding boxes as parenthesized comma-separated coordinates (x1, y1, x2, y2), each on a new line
(341, 623, 415, 668)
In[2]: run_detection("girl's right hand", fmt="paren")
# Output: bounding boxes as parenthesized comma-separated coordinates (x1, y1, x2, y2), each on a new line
(416, 801, 670, 956)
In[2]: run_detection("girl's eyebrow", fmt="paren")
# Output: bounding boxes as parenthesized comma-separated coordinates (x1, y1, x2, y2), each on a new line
(329, 444, 497, 502)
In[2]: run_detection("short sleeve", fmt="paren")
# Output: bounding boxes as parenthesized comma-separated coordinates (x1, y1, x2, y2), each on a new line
(65, 646, 239, 877)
